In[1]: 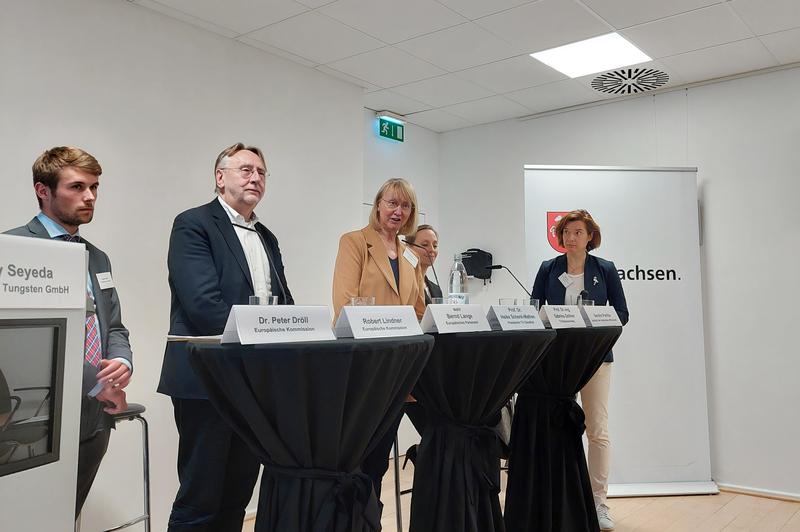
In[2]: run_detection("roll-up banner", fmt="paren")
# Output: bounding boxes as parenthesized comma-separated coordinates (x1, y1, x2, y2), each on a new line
(524, 166, 716, 496)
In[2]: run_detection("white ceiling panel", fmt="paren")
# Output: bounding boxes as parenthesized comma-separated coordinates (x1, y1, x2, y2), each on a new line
(505, 79, 599, 114)
(295, 0, 337, 7)
(406, 109, 474, 132)
(621, 4, 754, 59)
(476, 0, 612, 54)
(245, 12, 383, 64)
(325, 47, 446, 88)
(319, 0, 466, 44)
(391, 74, 494, 107)
(443, 96, 531, 124)
(147, 0, 308, 35)
(132, 0, 240, 38)
(660, 38, 778, 81)
(456, 54, 566, 93)
(730, 0, 800, 36)
(396, 22, 524, 72)
(363, 90, 432, 115)
(759, 28, 800, 65)
(314, 65, 381, 91)
(580, 0, 723, 30)
(436, 0, 535, 21)
(238, 36, 319, 66)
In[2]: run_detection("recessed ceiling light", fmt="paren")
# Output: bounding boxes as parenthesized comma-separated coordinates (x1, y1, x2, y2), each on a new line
(530, 33, 651, 78)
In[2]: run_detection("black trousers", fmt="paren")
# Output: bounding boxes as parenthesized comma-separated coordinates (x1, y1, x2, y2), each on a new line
(76, 428, 111, 518)
(168, 398, 260, 532)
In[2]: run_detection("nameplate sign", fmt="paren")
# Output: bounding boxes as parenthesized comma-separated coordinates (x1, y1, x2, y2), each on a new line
(0, 235, 86, 309)
(420, 304, 491, 334)
(582, 306, 623, 327)
(487, 305, 545, 331)
(334, 305, 422, 339)
(539, 305, 586, 329)
(221, 305, 335, 344)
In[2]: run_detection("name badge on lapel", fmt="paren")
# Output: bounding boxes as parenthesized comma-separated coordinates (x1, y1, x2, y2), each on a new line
(558, 272, 573, 288)
(403, 247, 419, 268)
(96, 272, 114, 290)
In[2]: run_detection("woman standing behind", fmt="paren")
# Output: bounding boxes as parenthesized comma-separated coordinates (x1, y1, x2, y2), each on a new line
(331, 178, 425, 498)
(531, 209, 629, 531)
(405, 224, 442, 304)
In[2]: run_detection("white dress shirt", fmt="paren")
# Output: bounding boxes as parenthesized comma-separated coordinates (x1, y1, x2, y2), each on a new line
(217, 197, 272, 300)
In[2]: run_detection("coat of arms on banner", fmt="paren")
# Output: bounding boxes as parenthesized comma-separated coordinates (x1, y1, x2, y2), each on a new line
(547, 211, 568, 253)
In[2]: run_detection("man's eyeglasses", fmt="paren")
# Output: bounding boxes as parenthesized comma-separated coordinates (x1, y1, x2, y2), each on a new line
(220, 166, 268, 179)
(382, 198, 413, 212)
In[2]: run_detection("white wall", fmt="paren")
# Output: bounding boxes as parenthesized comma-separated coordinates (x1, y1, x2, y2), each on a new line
(0, 1, 364, 529)
(362, 110, 441, 452)
(438, 67, 800, 497)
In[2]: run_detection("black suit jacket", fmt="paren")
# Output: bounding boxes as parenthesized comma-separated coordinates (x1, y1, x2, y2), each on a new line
(4, 217, 133, 440)
(158, 198, 293, 399)
(424, 277, 443, 305)
(531, 253, 629, 362)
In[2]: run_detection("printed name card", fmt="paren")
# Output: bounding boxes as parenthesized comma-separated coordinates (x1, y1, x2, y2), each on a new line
(0, 234, 86, 309)
(581, 306, 623, 327)
(539, 305, 587, 329)
(334, 305, 422, 339)
(221, 305, 335, 344)
(487, 305, 545, 331)
(420, 304, 492, 334)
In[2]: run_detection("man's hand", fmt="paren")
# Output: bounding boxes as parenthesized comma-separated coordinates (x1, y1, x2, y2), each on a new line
(96, 359, 131, 389)
(95, 386, 128, 415)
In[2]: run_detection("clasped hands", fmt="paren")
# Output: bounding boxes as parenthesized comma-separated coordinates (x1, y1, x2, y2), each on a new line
(94, 359, 131, 414)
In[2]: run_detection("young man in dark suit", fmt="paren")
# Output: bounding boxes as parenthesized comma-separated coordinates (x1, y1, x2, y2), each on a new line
(4, 146, 133, 518)
(159, 143, 293, 532)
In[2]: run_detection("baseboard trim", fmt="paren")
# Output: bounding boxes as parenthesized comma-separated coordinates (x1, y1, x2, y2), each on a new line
(717, 483, 800, 503)
(608, 481, 719, 498)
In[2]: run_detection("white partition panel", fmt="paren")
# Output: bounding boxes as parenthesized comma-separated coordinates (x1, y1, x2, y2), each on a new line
(524, 166, 716, 496)
(0, 235, 86, 530)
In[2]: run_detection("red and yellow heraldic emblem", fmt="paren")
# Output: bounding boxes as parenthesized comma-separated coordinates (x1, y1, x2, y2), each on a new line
(547, 212, 568, 253)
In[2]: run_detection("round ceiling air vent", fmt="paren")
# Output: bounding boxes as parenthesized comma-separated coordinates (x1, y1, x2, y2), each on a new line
(591, 68, 670, 95)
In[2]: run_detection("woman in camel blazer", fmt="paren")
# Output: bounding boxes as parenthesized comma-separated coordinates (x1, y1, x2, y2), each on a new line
(332, 179, 425, 322)
(331, 177, 425, 501)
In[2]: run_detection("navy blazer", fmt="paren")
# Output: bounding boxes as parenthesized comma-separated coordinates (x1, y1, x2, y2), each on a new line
(531, 253, 629, 362)
(158, 199, 294, 399)
(5, 218, 133, 440)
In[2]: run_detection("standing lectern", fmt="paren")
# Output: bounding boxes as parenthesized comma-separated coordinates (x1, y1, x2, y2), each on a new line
(0, 234, 87, 531)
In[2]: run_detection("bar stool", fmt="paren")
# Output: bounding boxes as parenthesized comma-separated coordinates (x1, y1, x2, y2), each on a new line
(102, 403, 151, 532)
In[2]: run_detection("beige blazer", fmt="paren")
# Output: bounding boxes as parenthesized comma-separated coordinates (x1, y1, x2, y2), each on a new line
(332, 226, 426, 322)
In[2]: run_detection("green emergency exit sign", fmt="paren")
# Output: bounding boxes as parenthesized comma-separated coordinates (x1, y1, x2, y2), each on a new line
(379, 118, 404, 142)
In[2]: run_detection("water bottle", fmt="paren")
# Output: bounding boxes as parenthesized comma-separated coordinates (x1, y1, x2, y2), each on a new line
(447, 253, 469, 304)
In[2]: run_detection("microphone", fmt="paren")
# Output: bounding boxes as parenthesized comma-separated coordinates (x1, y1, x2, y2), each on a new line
(404, 240, 440, 288)
(232, 222, 289, 304)
(577, 289, 589, 306)
(486, 264, 532, 297)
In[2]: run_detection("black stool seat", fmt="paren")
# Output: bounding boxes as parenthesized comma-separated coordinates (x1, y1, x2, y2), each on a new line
(111, 403, 146, 421)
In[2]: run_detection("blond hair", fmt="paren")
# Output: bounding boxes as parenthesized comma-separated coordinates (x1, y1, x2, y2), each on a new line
(369, 178, 418, 236)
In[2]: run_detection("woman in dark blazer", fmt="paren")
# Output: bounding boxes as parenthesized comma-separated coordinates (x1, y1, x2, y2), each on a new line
(531, 209, 628, 531)
(405, 224, 442, 304)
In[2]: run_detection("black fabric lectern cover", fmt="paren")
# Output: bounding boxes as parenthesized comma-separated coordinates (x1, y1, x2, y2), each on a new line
(189, 335, 433, 532)
(504, 327, 622, 532)
(409, 330, 556, 532)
